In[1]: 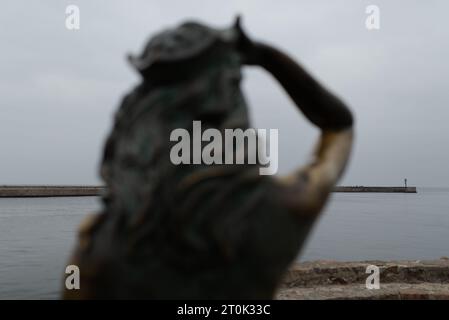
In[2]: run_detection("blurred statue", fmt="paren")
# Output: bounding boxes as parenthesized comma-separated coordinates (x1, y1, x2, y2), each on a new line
(63, 17, 354, 299)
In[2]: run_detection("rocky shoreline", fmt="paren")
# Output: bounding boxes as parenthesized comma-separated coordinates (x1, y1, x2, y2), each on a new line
(277, 258, 449, 299)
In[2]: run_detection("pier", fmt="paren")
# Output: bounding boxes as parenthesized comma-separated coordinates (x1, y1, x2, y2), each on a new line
(333, 186, 417, 193)
(0, 186, 104, 197)
(0, 185, 417, 197)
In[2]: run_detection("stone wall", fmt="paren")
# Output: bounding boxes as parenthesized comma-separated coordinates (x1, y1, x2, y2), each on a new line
(277, 258, 449, 299)
(0, 186, 104, 197)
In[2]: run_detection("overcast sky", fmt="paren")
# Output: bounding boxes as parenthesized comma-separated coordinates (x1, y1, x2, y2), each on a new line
(1, 1, 448, 187)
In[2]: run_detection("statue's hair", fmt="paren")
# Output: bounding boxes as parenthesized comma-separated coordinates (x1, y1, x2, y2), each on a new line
(96, 43, 269, 268)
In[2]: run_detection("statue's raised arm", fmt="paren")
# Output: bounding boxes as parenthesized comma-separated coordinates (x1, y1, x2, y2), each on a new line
(235, 19, 354, 216)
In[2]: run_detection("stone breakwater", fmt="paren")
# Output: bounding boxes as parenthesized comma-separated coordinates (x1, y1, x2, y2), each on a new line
(0, 186, 417, 197)
(333, 186, 417, 193)
(277, 258, 449, 299)
(0, 186, 104, 197)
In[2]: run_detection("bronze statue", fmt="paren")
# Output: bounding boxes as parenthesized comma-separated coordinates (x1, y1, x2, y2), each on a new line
(63, 17, 354, 299)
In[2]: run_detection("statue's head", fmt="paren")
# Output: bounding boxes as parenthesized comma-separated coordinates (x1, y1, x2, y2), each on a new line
(126, 19, 249, 129)
(101, 19, 254, 224)
(128, 20, 241, 81)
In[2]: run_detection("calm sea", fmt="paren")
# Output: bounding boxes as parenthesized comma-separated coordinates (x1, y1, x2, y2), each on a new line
(0, 187, 448, 299)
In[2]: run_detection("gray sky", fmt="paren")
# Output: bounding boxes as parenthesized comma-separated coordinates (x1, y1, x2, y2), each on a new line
(1, 1, 448, 187)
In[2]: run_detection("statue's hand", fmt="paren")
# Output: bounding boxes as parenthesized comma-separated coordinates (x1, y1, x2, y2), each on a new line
(234, 16, 262, 66)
